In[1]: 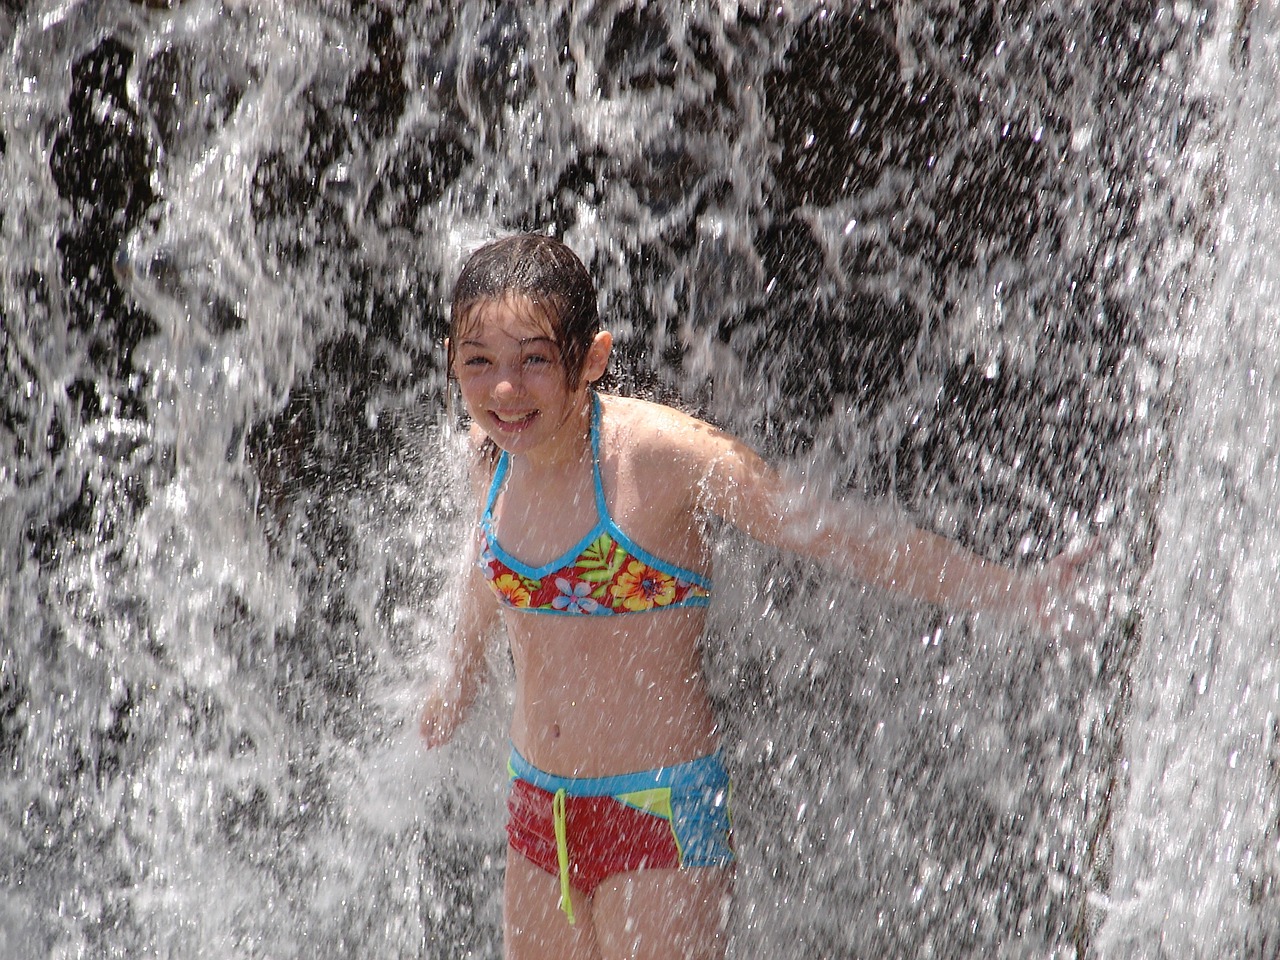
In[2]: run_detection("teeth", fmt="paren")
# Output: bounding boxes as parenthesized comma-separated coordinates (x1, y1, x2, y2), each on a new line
(495, 411, 534, 424)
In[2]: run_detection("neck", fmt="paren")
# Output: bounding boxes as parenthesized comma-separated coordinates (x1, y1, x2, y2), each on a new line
(518, 389, 595, 475)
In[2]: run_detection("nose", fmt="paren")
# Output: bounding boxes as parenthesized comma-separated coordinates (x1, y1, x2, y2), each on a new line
(493, 363, 525, 399)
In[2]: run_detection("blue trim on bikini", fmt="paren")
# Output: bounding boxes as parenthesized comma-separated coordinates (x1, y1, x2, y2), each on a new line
(480, 393, 713, 592)
(508, 744, 730, 797)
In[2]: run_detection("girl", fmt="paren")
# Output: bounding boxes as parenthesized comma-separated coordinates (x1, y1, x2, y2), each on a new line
(419, 234, 1094, 960)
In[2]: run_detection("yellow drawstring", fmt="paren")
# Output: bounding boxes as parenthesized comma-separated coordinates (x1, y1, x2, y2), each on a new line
(552, 788, 575, 924)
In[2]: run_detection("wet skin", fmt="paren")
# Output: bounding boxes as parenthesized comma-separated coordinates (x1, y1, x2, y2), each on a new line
(447, 296, 722, 775)
(423, 293, 1098, 960)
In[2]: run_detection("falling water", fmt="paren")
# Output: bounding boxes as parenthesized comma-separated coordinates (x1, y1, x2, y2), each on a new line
(1094, 7, 1280, 958)
(1, 1, 1273, 958)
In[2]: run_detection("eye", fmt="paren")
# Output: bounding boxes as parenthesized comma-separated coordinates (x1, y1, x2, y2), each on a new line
(462, 355, 491, 367)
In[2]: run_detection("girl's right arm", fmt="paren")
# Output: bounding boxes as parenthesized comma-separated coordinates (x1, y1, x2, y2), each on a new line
(419, 558, 501, 748)
(420, 429, 503, 748)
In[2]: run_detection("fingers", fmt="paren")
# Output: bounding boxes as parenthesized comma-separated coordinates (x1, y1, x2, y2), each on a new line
(1039, 538, 1109, 624)
(419, 718, 452, 750)
(419, 694, 461, 749)
(1047, 539, 1101, 581)
(419, 712, 443, 747)
(1041, 544, 1110, 648)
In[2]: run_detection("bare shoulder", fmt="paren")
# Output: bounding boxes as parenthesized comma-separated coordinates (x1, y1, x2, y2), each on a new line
(602, 394, 720, 449)
(599, 394, 780, 527)
(461, 422, 498, 502)
(599, 393, 760, 477)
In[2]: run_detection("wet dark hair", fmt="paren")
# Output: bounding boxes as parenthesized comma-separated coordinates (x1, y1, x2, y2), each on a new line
(448, 233, 603, 389)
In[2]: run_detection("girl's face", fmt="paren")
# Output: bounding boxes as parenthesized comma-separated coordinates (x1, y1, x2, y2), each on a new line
(450, 295, 609, 458)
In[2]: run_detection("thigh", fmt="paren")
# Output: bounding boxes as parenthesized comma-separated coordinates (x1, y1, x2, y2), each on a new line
(591, 867, 733, 960)
(504, 845, 600, 960)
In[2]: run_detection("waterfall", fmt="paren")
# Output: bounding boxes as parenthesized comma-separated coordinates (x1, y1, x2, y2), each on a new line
(1096, 5, 1280, 957)
(2, 1, 1269, 958)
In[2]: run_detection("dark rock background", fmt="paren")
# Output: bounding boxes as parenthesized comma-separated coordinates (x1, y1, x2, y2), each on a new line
(1, 2, 1219, 957)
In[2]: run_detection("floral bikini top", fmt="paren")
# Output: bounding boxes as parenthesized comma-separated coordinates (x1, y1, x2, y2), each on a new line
(478, 395, 713, 615)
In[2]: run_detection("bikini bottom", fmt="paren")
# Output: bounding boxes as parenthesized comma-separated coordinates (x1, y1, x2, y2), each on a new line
(505, 746, 734, 923)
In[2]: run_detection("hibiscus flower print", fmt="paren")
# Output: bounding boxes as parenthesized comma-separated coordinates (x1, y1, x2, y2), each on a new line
(551, 578, 603, 615)
(493, 573, 532, 607)
(611, 560, 677, 612)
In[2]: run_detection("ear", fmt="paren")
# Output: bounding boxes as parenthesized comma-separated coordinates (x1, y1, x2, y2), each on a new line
(582, 330, 613, 385)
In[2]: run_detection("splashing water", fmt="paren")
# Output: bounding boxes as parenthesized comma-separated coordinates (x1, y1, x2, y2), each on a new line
(1, 1, 1274, 958)
(1094, 7, 1280, 958)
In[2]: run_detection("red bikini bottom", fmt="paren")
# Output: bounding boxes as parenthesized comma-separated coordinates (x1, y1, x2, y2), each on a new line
(507, 777, 689, 895)
(504, 747, 734, 917)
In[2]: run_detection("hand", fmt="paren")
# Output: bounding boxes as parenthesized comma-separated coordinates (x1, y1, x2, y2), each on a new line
(1030, 539, 1104, 646)
(419, 685, 469, 749)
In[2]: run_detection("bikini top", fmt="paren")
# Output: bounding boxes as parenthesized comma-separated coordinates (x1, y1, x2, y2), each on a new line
(478, 394, 713, 615)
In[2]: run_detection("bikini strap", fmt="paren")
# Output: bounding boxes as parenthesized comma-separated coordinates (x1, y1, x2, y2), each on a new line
(482, 449, 511, 523)
(589, 392, 610, 520)
(486, 394, 601, 523)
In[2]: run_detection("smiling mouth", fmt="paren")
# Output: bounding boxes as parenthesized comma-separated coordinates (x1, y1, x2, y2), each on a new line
(491, 410, 538, 428)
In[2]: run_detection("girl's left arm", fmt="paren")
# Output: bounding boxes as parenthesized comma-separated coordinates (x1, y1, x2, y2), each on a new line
(687, 425, 1096, 640)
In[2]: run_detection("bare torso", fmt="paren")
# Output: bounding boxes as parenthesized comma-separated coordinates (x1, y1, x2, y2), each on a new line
(506, 609, 719, 775)
(482, 394, 721, 777)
